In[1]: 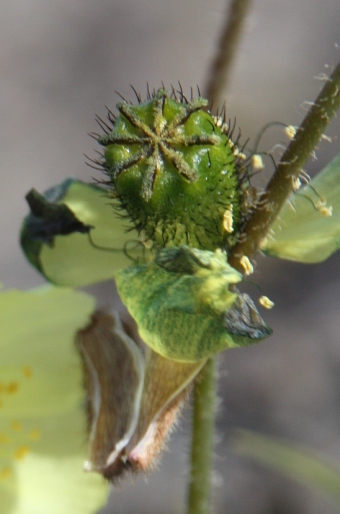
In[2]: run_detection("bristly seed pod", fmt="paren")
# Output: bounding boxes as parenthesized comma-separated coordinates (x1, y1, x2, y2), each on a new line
(97, 88, 251, 251)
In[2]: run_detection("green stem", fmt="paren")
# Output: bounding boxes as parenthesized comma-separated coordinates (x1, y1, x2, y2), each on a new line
(229, 59, 340, 269)
(187, 357, 217, 514)
(204, 0, 253, 107)
(186, 4, 253, 512)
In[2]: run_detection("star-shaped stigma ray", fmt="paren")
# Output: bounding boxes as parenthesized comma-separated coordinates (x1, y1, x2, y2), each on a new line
(97, 86, 251, 251)
(98, 88, 220, 201)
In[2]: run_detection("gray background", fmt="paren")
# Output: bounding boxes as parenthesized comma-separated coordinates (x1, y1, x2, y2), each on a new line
(1, 0, 340, 512)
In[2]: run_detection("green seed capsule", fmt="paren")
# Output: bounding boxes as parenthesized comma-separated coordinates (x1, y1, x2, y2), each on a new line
(98, 88, 248, 251)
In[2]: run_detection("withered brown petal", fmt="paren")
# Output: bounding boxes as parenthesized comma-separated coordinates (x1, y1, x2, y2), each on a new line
(76, 311, 144, 477)
(76, 311, 205, 481)
(124, 350, 205, 472)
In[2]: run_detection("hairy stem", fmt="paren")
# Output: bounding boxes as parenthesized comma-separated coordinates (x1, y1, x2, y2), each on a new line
(229, 60, 340, 269)
(187, 358, 217, 514)
(187, 3, 254, 512)
(204, 0, 253, 107)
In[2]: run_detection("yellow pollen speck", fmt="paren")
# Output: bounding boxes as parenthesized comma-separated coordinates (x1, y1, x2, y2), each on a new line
(240, 256, 253, 275)
(223, 209, 233, 233)
(315, 201, 333, 217)
(292, 177, 301, 191)
(7, 382, 19, 395)
(285, 125, 296, 139)
(213, 116, 223, 128)
(29, 428, 41, 441)
(0, 467, 12, 480)
(233, 148, 246, 159)
(320, 205, 333, 217)
(23, 366, 33, 379)
(251, 154, 264, 170)
(11, 420, 23, 432)
(14, 446, 30, 461)
(259, 296, 275, 309)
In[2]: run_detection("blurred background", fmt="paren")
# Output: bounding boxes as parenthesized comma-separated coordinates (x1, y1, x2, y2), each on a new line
(1, 0, 340, 512)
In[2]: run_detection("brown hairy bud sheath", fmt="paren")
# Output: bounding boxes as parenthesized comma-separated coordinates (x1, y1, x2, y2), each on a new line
(76, 311, 205, 481)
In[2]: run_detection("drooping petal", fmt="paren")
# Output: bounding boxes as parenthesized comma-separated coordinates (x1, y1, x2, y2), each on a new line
(263, 154, 340, 263)
(76, 311, 145, 478)
(21, 179, 148, 287)
(124, 349, 205, 472)
(0, 286, 108, 514)
(115, 246, 271, 362)
(76, 311, 204, 481)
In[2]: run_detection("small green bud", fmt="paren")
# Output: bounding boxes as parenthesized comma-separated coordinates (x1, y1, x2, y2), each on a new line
(98, 88, 250, 251)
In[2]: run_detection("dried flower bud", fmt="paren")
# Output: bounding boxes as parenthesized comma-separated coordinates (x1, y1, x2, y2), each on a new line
(76, 311, 204, 481)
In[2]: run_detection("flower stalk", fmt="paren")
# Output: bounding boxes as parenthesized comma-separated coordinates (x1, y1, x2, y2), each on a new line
(191, 49, 340, 514)
(229, 60, 340, 268)
(204, 0, 253, 107)
(187, 358, 217, 514)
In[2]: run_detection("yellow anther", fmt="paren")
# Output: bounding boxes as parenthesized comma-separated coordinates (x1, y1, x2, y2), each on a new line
(316, 201, 333, 217)
(233, 148, 246, 159)
(319, 205, 333, 217)
(223, 208, 233, 233)
(29, 428, 41, 441)
(285, 125, 296, 139)
(240, 256, 253, 275)
(14, 445, 30, 461)
(7, 382, 19, 395)
(213, 116, 223, 127)
(292, 177, 301, 191)
(0, 467, 12, 480)
(251, 154, 264, 170)
(23, 366, 33, 379)
(259, 296, 275, 309)
(11, 420, 23, 432)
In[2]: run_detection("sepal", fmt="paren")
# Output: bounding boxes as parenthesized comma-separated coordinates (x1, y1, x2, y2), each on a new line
(21, 179, 147, 287)
(115, 246, 272, 362)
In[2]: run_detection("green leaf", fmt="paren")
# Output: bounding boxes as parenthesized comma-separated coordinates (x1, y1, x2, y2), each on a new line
(115, 246, 272, 362)
(233, 429, 340, 506)
(0, 285, 108, 513)
(21, 179, 148, 287)
(263, 154, 340, 263)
